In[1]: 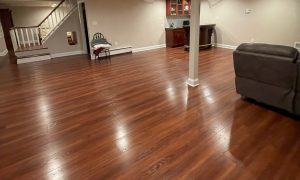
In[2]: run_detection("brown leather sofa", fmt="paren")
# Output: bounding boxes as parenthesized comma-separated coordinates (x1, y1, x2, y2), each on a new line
(233, 43, 300, 115)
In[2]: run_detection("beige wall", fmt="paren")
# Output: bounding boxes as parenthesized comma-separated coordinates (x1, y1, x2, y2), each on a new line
(0, 21, 7, 55)
(45, 10, 83, 54)
(10, 7, 53, 27)
(200, 0, 300, 47)
(85, 0, 166, 50)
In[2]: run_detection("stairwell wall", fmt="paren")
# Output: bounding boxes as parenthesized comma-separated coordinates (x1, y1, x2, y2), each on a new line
(10, 7, 54, 27)
(0, 21, 7, 56)
(44, 10, 83, 56)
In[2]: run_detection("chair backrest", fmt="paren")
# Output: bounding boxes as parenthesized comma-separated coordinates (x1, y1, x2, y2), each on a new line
(93, 33, 105, 40)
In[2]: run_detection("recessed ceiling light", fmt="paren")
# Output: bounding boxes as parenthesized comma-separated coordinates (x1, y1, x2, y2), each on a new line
(51, 3, 57, 8)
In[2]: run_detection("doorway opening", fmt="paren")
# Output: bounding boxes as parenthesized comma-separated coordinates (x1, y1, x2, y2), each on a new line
(79, 2, 91, 58)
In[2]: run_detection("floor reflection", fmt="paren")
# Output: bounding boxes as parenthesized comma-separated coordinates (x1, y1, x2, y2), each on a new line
(115, 122, 130, 153)
(47, 157, 64, 180)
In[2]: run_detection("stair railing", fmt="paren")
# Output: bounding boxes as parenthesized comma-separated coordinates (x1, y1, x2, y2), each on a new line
(10, 0, 77, 49)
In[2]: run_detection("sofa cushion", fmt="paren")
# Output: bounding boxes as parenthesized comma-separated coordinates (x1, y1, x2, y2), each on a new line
(233, 51, 298, 89)
(237, 43, 299, 61)
(295, 93, 300, 115)
(236, 77, 295, 113)
(297, 62, 300, 92)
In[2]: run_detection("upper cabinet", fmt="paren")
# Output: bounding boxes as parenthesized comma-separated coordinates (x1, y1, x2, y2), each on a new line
(166, 0, 191, 17)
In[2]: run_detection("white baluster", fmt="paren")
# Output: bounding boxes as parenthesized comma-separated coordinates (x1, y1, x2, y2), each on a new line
(35, 28, 40, 45)
(56, 9, 61, 23)
(53, 11, 59, 26)
(64, 2, 69, 16)
(15, 29, 20, 48)
(30, 28, 35, 45)
(54, 10, 60, 24)
(59, 6, 64, 20)
(50, 14, 55, 29)
(61, 2, 66, 17)
(47, 18, 50, 33)
(20, 29, 25, 48)
(25, 28, 30, 47)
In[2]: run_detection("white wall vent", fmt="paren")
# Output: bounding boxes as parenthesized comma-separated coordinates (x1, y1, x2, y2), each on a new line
(295, 42, 300, 50)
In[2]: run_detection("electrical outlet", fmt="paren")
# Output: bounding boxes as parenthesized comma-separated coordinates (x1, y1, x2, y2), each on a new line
(115, 42, 118, 46)
(250, 38, 255, 43)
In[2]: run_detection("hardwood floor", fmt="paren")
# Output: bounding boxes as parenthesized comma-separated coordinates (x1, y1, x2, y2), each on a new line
(0, 47, 299, 179)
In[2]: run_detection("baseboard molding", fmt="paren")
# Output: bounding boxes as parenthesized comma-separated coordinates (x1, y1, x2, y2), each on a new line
(51, 50, 84, 58)
(0, 49, 8, 56)
(90, 46, 133, 59)
(187, 78, 200, 87)
(89, 44, 166, 59)
(214, 44, 238, 50)
(18, 54, 52, 64)
(132, 44, 166, 53)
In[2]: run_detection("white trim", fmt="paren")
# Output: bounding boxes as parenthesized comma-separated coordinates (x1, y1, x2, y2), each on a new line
(214, 43, 237, 50)
(51, 50, 84, 58)
(17, 55, 51, 64)
(0, 49, 8, 56)
(91, 46, 132, 59)
(186, 78, 199, 87)
(294, 42, 300, 52)
(132, 44, 166, 53)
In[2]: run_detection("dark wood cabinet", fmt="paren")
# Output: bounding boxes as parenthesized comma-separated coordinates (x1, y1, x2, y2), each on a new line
(166, 0, 190, 17)
(183, 24, 216, 50)
(165, 25, 216, 49)
(165, 28, 186, 48)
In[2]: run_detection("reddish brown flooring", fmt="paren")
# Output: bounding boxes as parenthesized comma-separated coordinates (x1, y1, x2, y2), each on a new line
(0, 48, 299, 179)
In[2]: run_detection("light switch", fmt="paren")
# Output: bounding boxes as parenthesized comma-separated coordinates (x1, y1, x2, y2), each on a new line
(92, 21, 98, 26)
(245, 9, 252, 14)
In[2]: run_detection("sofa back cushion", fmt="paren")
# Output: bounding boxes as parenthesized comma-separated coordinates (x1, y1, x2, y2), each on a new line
(237, 43, 299, 61)
(233, 51, 297, 89)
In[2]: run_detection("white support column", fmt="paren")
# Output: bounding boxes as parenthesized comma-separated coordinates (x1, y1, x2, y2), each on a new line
(187, 0, 201, 87)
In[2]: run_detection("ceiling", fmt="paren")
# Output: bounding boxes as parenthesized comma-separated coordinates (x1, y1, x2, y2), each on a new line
(0, 0, 61, 7)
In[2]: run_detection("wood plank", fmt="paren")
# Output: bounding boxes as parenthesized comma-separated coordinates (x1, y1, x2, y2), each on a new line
(0, 47, 299, 179)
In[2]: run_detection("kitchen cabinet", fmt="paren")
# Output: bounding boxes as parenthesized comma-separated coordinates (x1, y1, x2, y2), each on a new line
(166, 0, 190, 17)
(165, 28, 186, 48)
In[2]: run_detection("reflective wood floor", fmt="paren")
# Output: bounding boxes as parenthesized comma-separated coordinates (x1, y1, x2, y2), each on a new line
(0, 48, 300, 179)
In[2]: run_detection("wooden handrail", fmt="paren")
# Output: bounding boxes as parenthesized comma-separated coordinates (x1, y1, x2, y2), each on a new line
(38, 0, 66, 27)
(11, 26, 39, 29)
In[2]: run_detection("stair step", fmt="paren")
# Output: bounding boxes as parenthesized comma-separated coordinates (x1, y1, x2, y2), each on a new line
(17, 53, 51, 59)
(16, 45, 48, 53)
(17, 53, 51, 64)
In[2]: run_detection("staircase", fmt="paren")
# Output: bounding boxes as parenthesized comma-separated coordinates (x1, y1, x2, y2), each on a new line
(9, 0, 78, 64)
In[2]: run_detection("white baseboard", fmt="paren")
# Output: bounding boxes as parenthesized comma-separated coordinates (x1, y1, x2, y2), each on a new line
(214, 44, 237, 50)
(187, 78, 200, 87)
(90, 46, 133, 59)
(132, 44, 166, 53)
(89, 44, 166, 59)
(18, 54, 52, 64)
(0, 49, 8, 56)
(51, 50, 84, 58)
